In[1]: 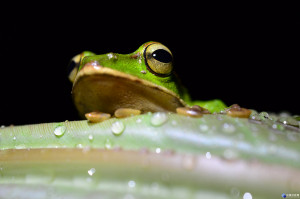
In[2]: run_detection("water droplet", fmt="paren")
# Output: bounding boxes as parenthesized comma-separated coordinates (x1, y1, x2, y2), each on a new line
(219, 110, 226, 114)
(53, 125, 66, 137)
(76, 143, 83, 148)
(206, 152, 212, 159)
(151, 112, 168, 126)
(107, 53, 113, 59)
(259, 112, 269, 120)
(15, 144, 26, 149)
(272, 123, 285, 131)
(111, 121, 125, 135)
(136, 118, 142, 123)
(88, 168, 96, 176)
(128, 180, 136, 188)
(155, 148, 161, 154)
(13, 136, 16, 141)
(199, 124, 209, 132)
(243, 192, 252, 199)
(250, 113, 261, 121)
(278, 117, 288, 125)
(222, 123, 236, 133)
(88, 134, 94, 141)
(104, 138, 112, 149)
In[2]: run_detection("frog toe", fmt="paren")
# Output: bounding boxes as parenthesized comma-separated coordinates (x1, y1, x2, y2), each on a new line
(114, 108, 141, 118)
(85, 112, 111, 123)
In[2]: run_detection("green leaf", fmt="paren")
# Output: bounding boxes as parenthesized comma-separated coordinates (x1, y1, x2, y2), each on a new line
(1, 113, 300, 198)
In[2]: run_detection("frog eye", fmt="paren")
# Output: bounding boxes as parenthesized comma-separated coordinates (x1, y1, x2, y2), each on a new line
(68, 51, 96, 83)
(68, 54, 82, 83)
(144, 43, 173, 77)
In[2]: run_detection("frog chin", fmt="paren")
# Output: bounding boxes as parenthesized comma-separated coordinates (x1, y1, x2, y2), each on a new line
(72, 63, 185, 118)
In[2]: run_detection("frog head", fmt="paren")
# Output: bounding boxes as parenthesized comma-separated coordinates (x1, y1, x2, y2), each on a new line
(69, 42, 188, 118)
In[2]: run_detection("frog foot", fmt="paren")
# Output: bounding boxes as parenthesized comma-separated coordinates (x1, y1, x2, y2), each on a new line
(85, 112, 111, 123)
(114, 108, 141, 118)
(85, 108, 141, 123)
(225, 104, 252, 118)
(176, 105, 210, 118)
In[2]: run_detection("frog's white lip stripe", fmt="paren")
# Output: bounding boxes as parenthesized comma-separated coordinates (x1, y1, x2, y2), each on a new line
(73, 63, 185, 105)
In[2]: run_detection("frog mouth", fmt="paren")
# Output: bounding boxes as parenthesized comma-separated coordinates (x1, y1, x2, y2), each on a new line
(72, 62, 185, 118)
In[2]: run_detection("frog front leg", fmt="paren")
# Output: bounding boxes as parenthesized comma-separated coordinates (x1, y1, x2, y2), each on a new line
(85, 108, 142, 123)
(187, 99, 227, 113)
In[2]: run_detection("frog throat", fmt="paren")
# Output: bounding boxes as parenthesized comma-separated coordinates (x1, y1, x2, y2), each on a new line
(72, 63, 186, 117)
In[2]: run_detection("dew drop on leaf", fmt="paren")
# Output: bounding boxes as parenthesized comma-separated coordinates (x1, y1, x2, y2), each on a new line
(53, 125, 66, 137)
(155, 148, 161, 154)
(151, 112, 168, 126)
(128, 180, 136, 188)
(104, 138, 112, 149)
(88, 134, 94, 141)
(111, 121, 125, 135)
(87, 168, 96, 176)
(243, 192, 252, 199)
(206, 152, 212, 159)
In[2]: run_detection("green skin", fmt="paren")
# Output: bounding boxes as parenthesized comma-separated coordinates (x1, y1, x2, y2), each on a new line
(74, 41, 226, 113)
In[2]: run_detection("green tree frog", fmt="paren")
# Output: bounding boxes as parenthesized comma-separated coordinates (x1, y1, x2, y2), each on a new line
(68, 41, 227, 120)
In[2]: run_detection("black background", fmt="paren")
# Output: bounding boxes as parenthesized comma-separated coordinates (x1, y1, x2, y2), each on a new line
(0, 5, 299, 125)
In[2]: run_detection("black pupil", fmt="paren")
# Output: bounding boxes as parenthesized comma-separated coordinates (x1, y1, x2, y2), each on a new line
(152, 49, 172, 63)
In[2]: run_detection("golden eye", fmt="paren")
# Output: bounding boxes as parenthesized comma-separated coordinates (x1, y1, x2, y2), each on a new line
(144, 43, 173, 76)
